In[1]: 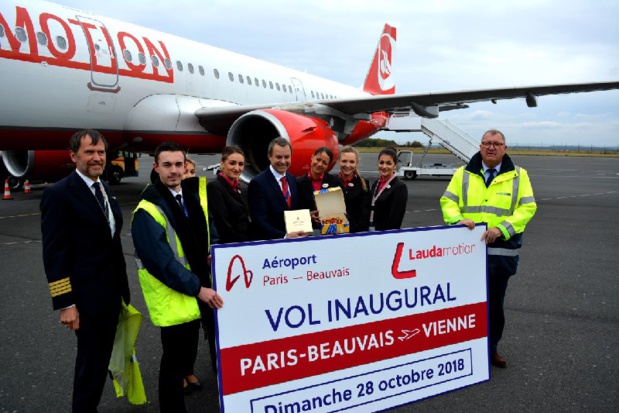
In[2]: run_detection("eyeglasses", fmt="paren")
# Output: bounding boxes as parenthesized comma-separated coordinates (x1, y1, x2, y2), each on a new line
(481, 142, 505, 148)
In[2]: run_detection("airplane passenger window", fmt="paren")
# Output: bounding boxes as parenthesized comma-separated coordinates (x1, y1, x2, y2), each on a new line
(36, 32, 47, 46)
(188, 63, 194, 74)
(151, 55, 160, 67)
(15, 27, 27, 42)
(123, 49, 132, 62)
(262, 80, 266, 88)
(56, 36, 67, 50)
(199, 66, 205, 76)
(282, 85, 286, 92)
(269, 81, 273, 89)
(228, 72, 234, 81)
(164, 59, 172, 70)
(246, 76, 252, 85)
(255, 78, 259, 87)
(95, 44, 100, 51)
(276, 83, 280, 91)
(311, 91, 315, 98)
(238, 74, 244, 83)
(214, 69, 220, 79)
(176, 61, 183, 71)
(138, 53, 146, 65)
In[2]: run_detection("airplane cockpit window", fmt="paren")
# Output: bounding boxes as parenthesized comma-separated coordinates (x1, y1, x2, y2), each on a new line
(176, 61, 183, 71)
(36, 32, 47, 46)
(228, 72, 234, 81)
(151, 55, 160, 67)
(15, 27, 27, 42)
(138, 53, 146, 65)
(199, 66, 205, 76)
(123, 49, 132, 62)
(188, 63, 194, 74)
(246, 76, 252, 85)
(238, 74, 244, 83)
(164, 59, 172, 70)
(213, 69, 220, 79)
(56, 36, 67, 50)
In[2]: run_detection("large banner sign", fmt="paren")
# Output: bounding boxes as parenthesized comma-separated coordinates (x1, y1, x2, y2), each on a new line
(212, 225, 489, 412)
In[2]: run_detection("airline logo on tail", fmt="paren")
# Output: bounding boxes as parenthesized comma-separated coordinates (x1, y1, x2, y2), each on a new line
(363, 24, 396, 95)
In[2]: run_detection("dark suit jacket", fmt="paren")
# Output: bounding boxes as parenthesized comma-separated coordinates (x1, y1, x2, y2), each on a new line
(41, 171, 130, 316)
(369, 176, 408, 231)
(340, 174, 371, 233)
(248, 169, 298, 240)
(207, 174, 251, 243)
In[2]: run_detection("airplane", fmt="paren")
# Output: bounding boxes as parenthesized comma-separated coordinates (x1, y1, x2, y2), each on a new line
(1, 0, 618, 186)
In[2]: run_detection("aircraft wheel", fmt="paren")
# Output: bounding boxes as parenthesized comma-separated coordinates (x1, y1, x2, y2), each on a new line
(106, 165, 124, 185)
(404, 170, 416, 180)
(7, 175, 23, 190)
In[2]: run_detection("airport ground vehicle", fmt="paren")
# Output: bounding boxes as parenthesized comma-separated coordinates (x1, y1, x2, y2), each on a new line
(396, 150, 459, 180)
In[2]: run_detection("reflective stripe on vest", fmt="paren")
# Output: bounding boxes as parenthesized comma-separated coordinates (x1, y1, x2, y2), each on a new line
(460, 167, 521, 217)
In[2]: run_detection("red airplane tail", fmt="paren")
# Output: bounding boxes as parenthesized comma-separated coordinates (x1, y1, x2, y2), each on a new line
(363, 24, 397, 95)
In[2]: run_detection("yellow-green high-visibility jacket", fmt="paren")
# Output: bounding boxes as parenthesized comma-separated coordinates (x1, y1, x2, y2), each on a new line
(132, 178, 210, 327)
(440, 153, 536, 261)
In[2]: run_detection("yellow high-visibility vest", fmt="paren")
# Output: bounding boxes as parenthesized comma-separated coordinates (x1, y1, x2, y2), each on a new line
(133, 178, 210, 327)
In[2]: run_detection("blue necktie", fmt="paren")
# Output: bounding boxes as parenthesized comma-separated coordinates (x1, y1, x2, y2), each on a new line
(485, 168, 497, 187)
(176, 194, 188, 217)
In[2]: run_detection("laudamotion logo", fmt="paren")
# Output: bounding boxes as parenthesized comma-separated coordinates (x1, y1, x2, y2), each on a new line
(391, 242, 416, 279)
(226, 255, 254, 291)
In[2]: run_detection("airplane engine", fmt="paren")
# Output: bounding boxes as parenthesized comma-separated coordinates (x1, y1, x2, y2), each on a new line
(1, 150, 74, 187)
(227, 109, 339, 182)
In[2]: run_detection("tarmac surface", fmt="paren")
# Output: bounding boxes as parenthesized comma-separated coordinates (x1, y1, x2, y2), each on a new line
(1, 153, 618, 413)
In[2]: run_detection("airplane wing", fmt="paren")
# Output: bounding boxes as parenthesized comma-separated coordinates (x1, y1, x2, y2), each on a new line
(325, 81, 619, 117)
(196, 80, 619, 133)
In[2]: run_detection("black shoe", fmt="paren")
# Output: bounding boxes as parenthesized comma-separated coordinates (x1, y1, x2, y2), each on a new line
(186, 375, 203, 392)
(183, 379, 193, 395)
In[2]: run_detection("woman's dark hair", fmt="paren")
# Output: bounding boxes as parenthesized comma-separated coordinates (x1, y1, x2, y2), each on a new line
(221, 145, 245, 162)
(378, 147, 398, 163)
(313, 146, 334, 163)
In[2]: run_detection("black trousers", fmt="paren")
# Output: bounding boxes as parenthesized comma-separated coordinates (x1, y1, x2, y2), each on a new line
(488, 273, 510, 351)
(159, 319, 200, 413)
(72, 308, 120, 413)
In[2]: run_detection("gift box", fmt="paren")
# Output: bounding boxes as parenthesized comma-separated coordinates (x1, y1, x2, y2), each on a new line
(314, 187, 349, 235)
(284, 209, 313, 236)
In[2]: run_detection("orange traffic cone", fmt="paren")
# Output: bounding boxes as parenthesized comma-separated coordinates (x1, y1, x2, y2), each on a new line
(3, 179, 13, 200)
(24, 180, 31, 194)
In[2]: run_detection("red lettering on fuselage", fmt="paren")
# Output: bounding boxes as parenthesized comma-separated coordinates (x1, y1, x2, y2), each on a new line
(0, 5, 174, 83)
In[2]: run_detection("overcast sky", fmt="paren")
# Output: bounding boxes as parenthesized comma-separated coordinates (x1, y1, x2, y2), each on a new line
(54, 0, 619, 147)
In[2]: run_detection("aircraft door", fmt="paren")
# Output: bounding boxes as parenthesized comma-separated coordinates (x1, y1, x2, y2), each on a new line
(290, 78, 307, 102)
(75, 16, 120, 92)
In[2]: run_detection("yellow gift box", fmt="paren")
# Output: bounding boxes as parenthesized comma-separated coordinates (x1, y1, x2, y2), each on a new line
(314, 187, 349, 235)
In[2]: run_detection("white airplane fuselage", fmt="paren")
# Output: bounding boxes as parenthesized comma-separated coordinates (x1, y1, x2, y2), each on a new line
(1, 0, 370, 153)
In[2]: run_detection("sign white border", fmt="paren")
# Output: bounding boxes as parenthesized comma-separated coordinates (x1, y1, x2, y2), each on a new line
(212, 224, 489, 412)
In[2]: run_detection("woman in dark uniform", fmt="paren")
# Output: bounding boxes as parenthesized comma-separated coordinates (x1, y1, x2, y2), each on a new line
(296, 147, 341, 231)
(207, 146, 251, 243)
(338, 146, 370, 233)
(369, 147, 408, 231)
